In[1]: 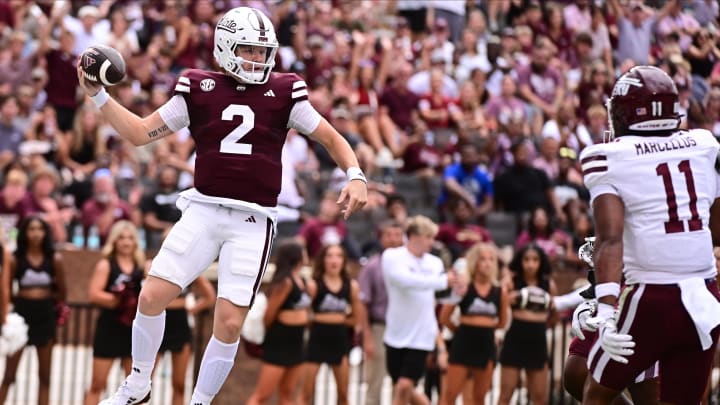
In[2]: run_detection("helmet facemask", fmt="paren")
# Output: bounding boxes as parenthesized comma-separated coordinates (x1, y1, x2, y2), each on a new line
(604, 97, 615, 143)
(222, 44, 278, 84)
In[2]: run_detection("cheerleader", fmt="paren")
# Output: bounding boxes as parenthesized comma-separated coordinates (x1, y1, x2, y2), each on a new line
(85, 221, 145, 405)
(248, 240, 313, 405)
(439, 242, 509, 405)
(298, 244, 365, 405)
(0, 216, 67, 405)
(498, 243, 556, 405)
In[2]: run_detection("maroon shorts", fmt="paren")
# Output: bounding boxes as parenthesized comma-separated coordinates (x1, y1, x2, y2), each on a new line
(570, 330, 657, 383)
(587, 280, 720, 404)
(569, 330, 599, 358)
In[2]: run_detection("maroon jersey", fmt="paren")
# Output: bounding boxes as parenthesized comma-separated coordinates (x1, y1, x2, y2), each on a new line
(173, 70, 308, 206)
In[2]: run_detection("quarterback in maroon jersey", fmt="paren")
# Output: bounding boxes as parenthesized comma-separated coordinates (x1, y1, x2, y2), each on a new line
(78, 7, 367, 405)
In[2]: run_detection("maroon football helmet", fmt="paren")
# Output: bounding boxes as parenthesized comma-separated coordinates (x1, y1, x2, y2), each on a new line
(606, 65, 680, 140)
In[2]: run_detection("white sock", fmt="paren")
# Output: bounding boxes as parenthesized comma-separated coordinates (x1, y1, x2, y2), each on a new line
(192, 335, 239, 401)
(127, 310, 166, 388)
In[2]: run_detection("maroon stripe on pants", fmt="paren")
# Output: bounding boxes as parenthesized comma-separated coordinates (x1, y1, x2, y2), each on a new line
(588, 285, 641, 371)
(249, 218, 273, 308)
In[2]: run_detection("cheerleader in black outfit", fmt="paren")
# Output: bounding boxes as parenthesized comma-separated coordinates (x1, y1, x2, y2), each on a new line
(439, 242, 509, 405)
(498, 243, 556, 405)
(0, 216, 67, 405)
(85, 221, 145, 405)
(298, 244, 365, 405)
(248, 240, 313, 405)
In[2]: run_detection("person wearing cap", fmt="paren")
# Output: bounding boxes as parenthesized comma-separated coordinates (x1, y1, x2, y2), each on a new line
(516, 41, 565, 134)
(408, 49, 459, 99)
(432, 0, 466, 44)
(608, 0, 674, 65)
(656, 0, 701, 52)
(36, 7, 81, 133)
(59, 3, 108, 56)
(23, 166, 70, 243)
(426, 18, 455, 68)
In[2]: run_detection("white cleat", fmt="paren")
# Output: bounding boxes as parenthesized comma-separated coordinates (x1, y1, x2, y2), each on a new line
(99, 381, 151, 405)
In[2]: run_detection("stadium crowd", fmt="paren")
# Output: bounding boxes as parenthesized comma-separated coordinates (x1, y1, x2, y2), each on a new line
(0, 0, 720, 404)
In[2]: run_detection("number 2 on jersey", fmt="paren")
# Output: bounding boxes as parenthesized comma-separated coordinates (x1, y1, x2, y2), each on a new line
(656, 160, 701, 234)
(220, 104, 254, 155)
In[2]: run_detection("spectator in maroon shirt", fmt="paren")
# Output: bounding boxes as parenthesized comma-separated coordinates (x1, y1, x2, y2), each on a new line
(576, 61, 613, 122)
(81, 169, 140, 247)
(303, 34, 335, 89)
(379, 62, 419, 134)
(37, 18, 79, 133)
(418, 69, 463, 131)
(517, 41, 565, 131)
(436, 198, 493, 262)
(22, 166, 72, 243)
(296, 191, 349, 259)
(400, 120, 444, 176)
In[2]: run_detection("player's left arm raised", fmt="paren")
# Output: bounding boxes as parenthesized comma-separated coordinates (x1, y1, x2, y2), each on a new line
(309, 118, 368, 219)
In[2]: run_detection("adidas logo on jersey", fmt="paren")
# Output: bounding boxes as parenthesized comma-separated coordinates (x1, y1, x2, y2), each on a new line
(245, 215, 257, 223)
(264, 90, 275, 97)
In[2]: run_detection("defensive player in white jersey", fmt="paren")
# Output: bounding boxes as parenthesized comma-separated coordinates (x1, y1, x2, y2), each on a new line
(580, 65, 720, 405)
(77, 7, 367, 405)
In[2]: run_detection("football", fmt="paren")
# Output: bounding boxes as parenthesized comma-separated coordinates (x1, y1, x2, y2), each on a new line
(80, 45, 126, 86)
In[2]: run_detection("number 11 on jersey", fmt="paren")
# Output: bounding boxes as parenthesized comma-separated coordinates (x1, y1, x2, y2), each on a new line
(656, 160, 702, 234)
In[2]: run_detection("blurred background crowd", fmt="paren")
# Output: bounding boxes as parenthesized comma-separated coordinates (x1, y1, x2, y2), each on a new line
(0, 0, 719, 403)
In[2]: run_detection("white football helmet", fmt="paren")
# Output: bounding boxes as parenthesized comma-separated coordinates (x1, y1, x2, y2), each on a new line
(213, 7, 278, 84)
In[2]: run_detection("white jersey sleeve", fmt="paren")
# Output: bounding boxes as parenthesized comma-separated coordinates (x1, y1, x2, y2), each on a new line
(157, 95, 190, 133)
(582, 130, 719, 284)
(287, 100, 322, 135)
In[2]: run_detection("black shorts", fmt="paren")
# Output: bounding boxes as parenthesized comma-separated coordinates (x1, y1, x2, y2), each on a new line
(499, 319, 548, 370)
(52, 105, 76, 132)
(262, 322, 305, 366)
(385, 344, 430, 384)
(13, 297, 56, 347)
(93, 311, 132, 359)
(159, 308, 192, 353)
(306, 322, 349, 365)
(449, 325, 496, 368)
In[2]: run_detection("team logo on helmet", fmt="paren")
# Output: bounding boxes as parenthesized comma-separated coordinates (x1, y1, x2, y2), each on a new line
(217, 16, 240, 33)
(612, 77, 642, 97)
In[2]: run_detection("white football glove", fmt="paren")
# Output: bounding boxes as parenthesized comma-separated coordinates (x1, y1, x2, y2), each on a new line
(571, 299, 598, 340)
(587, 303, 635, 364)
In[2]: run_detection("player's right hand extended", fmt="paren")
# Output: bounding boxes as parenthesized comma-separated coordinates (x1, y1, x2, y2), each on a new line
(571, 299, 598, 340)
(76, 61, 102, 97)
(587, 303, 635, 364)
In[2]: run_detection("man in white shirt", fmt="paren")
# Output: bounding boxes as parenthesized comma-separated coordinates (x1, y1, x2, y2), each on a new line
(382, 215, 455, 405)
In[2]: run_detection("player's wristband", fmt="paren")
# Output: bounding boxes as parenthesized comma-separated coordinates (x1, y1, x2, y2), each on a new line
(595, 282, 621, 299)
(90, 87, 109, 109)
(346, 167, 367, 183)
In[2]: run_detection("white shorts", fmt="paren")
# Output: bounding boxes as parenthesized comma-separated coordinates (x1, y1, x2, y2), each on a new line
(149, 200, 275, 306)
